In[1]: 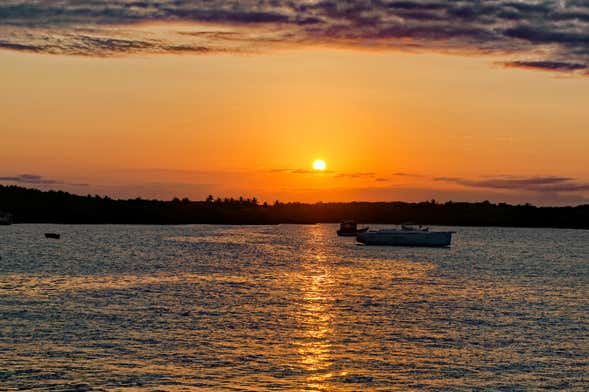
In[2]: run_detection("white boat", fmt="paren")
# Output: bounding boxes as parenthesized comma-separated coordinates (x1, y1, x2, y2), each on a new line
(357, 227, 453, 247)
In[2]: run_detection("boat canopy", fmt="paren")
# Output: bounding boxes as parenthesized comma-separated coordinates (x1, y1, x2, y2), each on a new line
(340, 221, 358, 229)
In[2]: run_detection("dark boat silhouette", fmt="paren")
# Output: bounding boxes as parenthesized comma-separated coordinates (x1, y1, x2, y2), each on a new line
(0, 211, 12, 225)
(44, 233, 61, 239)
(337, 220, 369, 237)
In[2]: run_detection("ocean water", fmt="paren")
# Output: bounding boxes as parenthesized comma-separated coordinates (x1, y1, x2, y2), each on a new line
(0, 224, 587, 391)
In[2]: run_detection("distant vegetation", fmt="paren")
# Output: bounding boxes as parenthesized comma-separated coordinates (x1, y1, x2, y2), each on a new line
(1, 185, 588, 229)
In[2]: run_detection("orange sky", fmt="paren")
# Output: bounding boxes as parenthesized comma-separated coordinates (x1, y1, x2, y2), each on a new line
(1, 47, 588, 205)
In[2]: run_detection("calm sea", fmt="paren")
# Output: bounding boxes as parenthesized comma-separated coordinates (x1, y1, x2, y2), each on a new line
(0, 224, 587, 391)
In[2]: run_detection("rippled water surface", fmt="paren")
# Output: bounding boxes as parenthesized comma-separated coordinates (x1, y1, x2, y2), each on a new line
(0, 224, 588, 391)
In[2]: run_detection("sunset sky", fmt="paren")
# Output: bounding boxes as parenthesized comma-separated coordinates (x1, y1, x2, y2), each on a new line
(1, 1, 588, 205)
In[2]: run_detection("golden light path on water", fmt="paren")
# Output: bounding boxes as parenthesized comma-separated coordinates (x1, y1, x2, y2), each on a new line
(296, 225, 335, 391)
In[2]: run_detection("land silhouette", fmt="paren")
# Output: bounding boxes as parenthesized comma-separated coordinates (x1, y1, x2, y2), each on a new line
(0, 185, 588, 229)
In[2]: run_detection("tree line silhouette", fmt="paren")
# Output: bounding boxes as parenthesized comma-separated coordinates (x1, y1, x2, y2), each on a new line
(1, 185, 588, 228)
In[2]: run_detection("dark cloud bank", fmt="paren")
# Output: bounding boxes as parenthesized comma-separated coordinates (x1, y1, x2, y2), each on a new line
(435, 175, 589, 193)
(0, 174, 87, 186)
(0, 1, 588, 74)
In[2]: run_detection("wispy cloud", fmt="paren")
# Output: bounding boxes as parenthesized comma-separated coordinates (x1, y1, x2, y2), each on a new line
(0, 1, 588, 74)
(501, 60, 587, 72)
(0, 174, 88, 186)
(263, 184, 589, 206)
(268, 168, 335, 175)
(392, 172, 424, 177)
(269, 169, 377, 178)
(334, 172, 375, 179)
(435, 175, 589, 193)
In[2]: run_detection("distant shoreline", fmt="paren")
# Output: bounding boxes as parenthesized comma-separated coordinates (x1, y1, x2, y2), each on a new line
(4, 223, 589, 231)
(1, 185, 588, 229)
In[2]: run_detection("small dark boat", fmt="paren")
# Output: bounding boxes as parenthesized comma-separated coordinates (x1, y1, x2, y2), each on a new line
(44, 233, 61, 239)
(0, 211, 13, 225)
(337, 220, 369, 237)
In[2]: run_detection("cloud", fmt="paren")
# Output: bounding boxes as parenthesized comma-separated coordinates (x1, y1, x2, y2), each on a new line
(264, 184, 589, 206)
(0, 1, 587, 74)
(292, 169, 316, 174)
(334, 172, 375, 179)
(269, 169, 375, 177)
(501, 60, 587, 72)
(268, 168, 335, 174)
(0, 29, 216, 56)
(435, 175, 589, 193)
(391, 172, 423, 177)
(0, 174, 87, 186)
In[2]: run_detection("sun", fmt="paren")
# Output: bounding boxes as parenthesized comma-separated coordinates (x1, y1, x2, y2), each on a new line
(312, 159, 327, 171)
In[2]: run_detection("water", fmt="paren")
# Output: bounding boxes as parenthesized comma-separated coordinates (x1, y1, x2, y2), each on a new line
(0, 224, 587, 391)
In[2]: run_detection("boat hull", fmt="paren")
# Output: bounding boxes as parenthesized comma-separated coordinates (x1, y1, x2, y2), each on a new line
(357, 230, 453, 247)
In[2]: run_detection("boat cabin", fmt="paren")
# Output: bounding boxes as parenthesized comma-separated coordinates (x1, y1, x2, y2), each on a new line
(339, 220, 358, 233)
(337, 220, 369, 236)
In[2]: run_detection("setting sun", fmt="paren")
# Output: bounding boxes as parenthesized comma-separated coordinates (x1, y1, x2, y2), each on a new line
(312, 159, 327, 171)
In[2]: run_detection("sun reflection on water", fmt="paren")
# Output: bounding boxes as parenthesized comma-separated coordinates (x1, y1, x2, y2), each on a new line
(294, 225, 338, 391)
